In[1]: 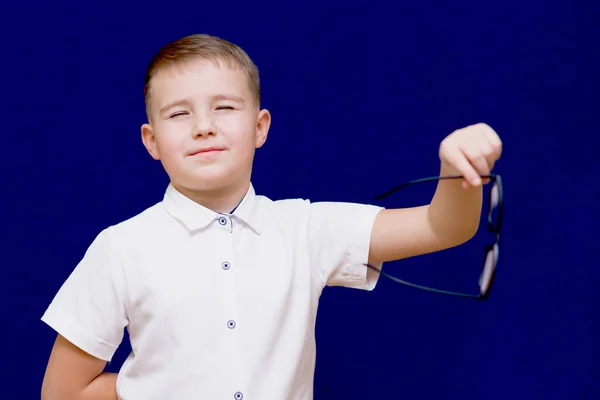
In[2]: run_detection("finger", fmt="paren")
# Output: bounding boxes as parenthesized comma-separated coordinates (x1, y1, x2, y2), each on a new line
(444, 146, 482, 188)
(479, 128, 502, 184)
(462, 140, 490, 175)
(461, 143, 488, 187)
(474, 137, 496, 184)
(481, 125, 503, 160)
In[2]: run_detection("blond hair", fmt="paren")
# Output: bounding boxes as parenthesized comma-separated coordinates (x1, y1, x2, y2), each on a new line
(143, 34, 261, 118)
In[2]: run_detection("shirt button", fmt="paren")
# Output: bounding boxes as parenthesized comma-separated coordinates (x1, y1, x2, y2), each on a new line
(234, 392, 243, 400)
(218, 216, 227, 225)
(222, 261, 230, 270)
(227, 320, 236, 329)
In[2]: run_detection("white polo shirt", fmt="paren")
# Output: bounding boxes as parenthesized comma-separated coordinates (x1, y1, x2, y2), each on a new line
(41, 183, 384, 400)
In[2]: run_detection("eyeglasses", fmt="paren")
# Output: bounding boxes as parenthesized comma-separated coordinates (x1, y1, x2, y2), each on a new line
(365, 174, 503, 300)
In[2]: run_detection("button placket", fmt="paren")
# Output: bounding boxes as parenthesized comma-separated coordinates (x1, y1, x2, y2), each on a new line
(215, 223, 245, 396)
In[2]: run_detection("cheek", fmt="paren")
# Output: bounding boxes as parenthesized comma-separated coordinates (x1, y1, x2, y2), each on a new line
(156, 131, 187, 160)
(220, 118, 256, 147)
(234, 129, 257, 153)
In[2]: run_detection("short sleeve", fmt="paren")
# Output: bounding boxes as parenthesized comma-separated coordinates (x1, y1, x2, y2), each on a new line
(308, 201, 384, 291)
(41, 228, 128, 362)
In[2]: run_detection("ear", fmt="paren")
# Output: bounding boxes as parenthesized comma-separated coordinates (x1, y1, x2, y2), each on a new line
(141, 123, 161, 160)
(255, 109, 271, 149)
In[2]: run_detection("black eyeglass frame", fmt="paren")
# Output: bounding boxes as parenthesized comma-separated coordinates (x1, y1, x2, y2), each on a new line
(364, 174, 504, 300)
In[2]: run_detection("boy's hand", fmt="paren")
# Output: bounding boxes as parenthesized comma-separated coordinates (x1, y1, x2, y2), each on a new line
(439, 123, 502, 189)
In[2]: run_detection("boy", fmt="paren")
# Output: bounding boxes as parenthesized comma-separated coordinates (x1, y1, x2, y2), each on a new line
(40, 34, 502, 400)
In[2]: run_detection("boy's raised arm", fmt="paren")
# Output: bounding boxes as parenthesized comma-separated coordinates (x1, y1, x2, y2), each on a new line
(41, 334, 117, 400)
(368, 123, 502, 264)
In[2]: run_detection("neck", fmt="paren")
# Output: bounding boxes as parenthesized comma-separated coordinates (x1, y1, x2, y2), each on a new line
(173, 180, 249, 214)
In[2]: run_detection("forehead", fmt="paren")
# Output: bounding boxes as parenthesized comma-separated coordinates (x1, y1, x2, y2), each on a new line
(150, 59, 251, 106)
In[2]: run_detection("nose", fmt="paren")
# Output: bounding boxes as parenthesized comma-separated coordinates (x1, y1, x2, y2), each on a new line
(193, 116, 216, 138)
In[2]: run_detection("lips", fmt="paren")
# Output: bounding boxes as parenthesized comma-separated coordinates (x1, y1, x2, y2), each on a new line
(189, 147, 224, 156)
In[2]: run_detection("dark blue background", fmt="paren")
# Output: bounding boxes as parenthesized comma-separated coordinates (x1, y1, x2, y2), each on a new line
(2, 1, 598, 399)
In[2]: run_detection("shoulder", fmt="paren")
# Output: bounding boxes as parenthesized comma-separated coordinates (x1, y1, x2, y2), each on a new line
(254, 193, 382, 228)
(257, 193, 311, 215)
(244, 194, 309, 232)
(99, 201, 172, 252)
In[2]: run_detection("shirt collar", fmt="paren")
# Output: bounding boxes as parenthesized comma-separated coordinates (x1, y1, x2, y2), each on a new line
(162, 183, 263, 234)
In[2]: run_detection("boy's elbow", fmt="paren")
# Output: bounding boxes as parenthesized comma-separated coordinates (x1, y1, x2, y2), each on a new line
(450, 222, 478, 248)
(435, 221, 478, 251)
(432, 217, 480, 251)
(464, 221, 479, 244)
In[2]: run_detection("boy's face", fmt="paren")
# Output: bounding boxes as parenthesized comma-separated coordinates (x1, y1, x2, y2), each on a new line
(141, 59, 270, 194)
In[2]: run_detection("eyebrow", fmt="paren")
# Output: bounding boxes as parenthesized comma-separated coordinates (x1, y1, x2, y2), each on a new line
(159, 95, 246, 114)
(212, 94, 245, 103)
(159, 99, 192, 114)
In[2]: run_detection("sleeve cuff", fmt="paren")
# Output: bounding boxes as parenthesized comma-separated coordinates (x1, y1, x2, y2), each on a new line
(329, 205, 385, 291)
(41, 308, 119, 362)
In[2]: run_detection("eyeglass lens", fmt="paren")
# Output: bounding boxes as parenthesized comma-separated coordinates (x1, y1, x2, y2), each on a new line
(488, 180, 501, 231)
(479, 244, 499, 294)
(480, 180, 501, 294)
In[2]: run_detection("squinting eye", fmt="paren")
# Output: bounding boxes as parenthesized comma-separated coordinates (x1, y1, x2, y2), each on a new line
(169, 112, 188, 118)
(216, 106, 234, 111)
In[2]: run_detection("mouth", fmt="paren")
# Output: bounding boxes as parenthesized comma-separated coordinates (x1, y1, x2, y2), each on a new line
(189, 147, 225, 156)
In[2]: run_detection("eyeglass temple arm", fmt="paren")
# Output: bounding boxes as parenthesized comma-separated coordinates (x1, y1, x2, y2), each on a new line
(364, 263, 481, 299)
(374, 174, 497, 200)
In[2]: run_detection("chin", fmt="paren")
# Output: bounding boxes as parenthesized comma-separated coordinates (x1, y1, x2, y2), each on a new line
(178, 171, 239, 192)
